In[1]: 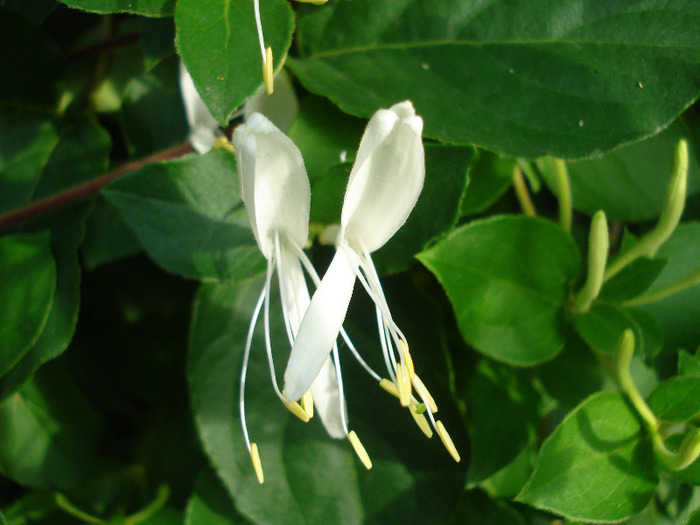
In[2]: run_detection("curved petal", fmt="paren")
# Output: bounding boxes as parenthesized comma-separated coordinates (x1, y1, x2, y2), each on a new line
(283, 249, 357, 401)
(232, 113, 310, 258)
(340, 101, 425, 253)
(310, 356, 346, 439)
(179, 61, 219, 154)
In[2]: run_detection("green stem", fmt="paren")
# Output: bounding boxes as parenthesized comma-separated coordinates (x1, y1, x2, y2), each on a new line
(615, 329, 700, 471)
(551, 158, 572, 232)
(125, 485, 169, 525)
(512, 165, 537, 217)
(624, 267, 700, 306)
(604, 140, 688, 281)
(574, 210, 609, 313)
(54, 494, 105, 525)
(0, 142, 193, 232)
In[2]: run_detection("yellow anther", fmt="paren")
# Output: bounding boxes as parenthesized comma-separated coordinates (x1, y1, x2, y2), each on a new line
(412, 375, 438, 414)
(283, 398, 311, 423)
(409, 400, 433, 438)
(263, 46, 274, 95)
(301, 389, 314, 419)
(293, 0, 328, 4)
(348, 431, 372, 470)
(398, 340, 415, 379)
(379, 378, 399, 398)
(436, 420, 460, 463)
(396, 363, 411, 407)
(213, 136, 235, 153)
(250, 443, 264, 484)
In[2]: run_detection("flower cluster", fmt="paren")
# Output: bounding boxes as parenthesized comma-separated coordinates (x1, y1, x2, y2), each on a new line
(231, 101, 460, 484)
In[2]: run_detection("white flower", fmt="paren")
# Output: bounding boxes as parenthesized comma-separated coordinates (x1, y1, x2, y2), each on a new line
(178, 61, 220, 154)
(283, 101, 460, 463)
(232, 113, 371, 484)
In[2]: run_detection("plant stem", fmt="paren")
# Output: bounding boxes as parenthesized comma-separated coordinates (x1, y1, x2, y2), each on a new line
(512, 165, 537, 217)
(551, 158, 572, 232)
(624, 267, 700, 306)
(0, 142, 193, 232)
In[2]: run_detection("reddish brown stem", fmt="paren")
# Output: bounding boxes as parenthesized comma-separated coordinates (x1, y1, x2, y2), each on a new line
(0, 142, 194, 232)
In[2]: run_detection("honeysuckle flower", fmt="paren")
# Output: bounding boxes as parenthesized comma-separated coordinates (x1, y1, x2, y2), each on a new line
(232, 112, 372, 484)
(244, 69, 299, 132)
(178, 61, 219, 154)
(284, 101, 460, 463)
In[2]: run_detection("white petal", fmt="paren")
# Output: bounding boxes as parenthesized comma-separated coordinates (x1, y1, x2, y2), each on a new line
(283, 249, 357, 400)
(310, 356, 346, 439)
(179, 61, 219, 154)
(232, 113, 310, 258)
(340, 101, 425, 253)
(244, 70, 299, 132)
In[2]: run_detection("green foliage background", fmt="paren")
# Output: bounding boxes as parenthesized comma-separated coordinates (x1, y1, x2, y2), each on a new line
(1, 0, 700, 523)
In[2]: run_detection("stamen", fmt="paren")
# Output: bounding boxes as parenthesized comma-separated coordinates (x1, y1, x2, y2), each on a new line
(398, 340, 415, 379)
(409, 400, 433, 438)
(396, 363, 411, 407)
(250, 443, 264, 484)
(301, 389, 314, 419)
(412, 375, 438, 414)
(282, 397, 311, 423)
(379, 378, 399, 398)
(263, 46, 274, 95)
(436, 420, 461, 462)
(348, 431, 372, 470)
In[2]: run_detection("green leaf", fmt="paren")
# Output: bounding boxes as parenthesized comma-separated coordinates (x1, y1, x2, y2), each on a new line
(0, 360, 100, 490)
(1, 0, 55, 23)
(57, 0, 174, 16)
(185, 470, 245, 525)
(0, 110, 58, 214)
(104, 149, 264, 281)
(82, 198, 142, 270)
(466, 359, 539, 485)
(290, 0, 700, 159)
(175, 0, 294, 124)
(449, 490, 526, 525)
(599, 257, 667, 302)
(374, 144, 473, 274)
(648, 376, 700, 423)
(0, 233, 56, 378)
(517, 392, 658, 523)
(287, 96, 365, 183)
(188, 276, 464, 525)
(141, 17, 176, 70)
(640, 223, 700, 350)
(121, 59, 188, 157)
(418, 216, 580, 366)
(460, 150, 515, 216)
(0, 8, 60, 106)
(660, 433, 700, 487)
(574, 304, 663, 358)
(679, 351, 700, 377)
(556, 121, 700, 221)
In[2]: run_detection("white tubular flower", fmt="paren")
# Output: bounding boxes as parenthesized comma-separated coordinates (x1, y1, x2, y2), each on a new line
(178, 61, 219, 154)
(233, 113, 370, 483)
(284, 101, 460, 463)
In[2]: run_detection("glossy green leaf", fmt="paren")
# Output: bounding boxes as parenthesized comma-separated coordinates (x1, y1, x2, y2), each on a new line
(57, 0, 174, 16)
(460, 150, 515, 216)
(449, 490, 526, 525)
(185, 470, 244, 525)
(0, 233, 56, 378)
(104, 149, 264, 281)
(175, 0, 294, 124)
(517, 392, 658, 522)
(418, 216, 580, 366)
(0, 110, 58, 214)
(121, 59, 188, 157)
(640, 223, 700, 350)
(648, 376, 700, 423)
(599, 257, 667, 302)
(141, 17, 176, 70)
(291, 0, 700, 159)
(0, 361, 100, 489)
(574, 304, 663, 358)
(287, 96, 365, 183)
(82, 198, 142, 270)
(553, 121, 700, 221)
(679, 351, 700, 377)
(466, 359, 539, 484)
(188, 276, 463, 525)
